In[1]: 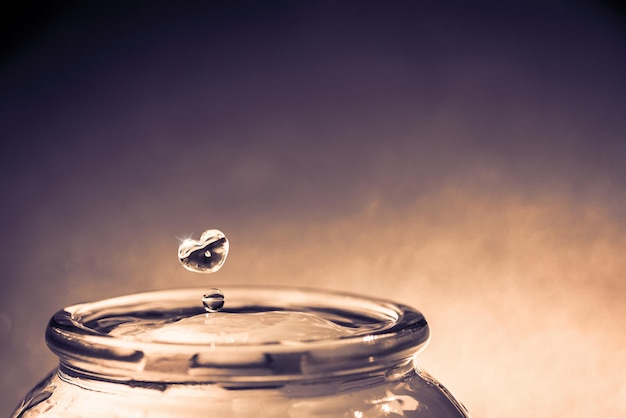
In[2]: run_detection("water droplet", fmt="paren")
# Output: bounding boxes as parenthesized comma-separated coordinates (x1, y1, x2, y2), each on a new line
(202, 288, 225, 313)
(178, 229, 229, 273)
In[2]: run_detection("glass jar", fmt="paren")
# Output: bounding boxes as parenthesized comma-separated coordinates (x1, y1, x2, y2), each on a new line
(13, 286, 470, 417)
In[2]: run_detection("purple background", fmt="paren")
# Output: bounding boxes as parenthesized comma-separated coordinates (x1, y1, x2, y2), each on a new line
(1, 1, 625, 416)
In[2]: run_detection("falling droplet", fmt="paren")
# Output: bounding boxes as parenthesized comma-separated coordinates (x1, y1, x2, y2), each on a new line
(202, 288, 225, 313)
(178, 229, 229, 273)
(178, 229, 229, 312)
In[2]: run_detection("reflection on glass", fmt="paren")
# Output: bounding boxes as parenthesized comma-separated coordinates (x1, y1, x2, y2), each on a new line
(13, 286, 470, 417)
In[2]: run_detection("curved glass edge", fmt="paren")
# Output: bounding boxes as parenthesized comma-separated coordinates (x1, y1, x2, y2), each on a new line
(46, 286, 430, 383)
(13, 366, 471, 418)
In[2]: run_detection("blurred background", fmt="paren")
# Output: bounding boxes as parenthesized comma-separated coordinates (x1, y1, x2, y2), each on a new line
(1, 1, 625, 416)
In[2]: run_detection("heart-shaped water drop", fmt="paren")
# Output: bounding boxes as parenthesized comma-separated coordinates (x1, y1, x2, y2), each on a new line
(178, 229, 229, 273)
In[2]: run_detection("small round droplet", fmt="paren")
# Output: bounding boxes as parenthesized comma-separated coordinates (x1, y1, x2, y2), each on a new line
(178, 229, 229, 273)
(202, 288, 225, 313)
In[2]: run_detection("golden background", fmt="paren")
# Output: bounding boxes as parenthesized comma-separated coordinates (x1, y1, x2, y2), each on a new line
(1, 1, 625, 416)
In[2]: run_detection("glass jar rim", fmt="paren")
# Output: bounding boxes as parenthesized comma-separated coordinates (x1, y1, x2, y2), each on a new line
(47, 286, 430, 385)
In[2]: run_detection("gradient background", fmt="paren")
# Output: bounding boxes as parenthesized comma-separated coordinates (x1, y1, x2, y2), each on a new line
(1, 1, 625, 416)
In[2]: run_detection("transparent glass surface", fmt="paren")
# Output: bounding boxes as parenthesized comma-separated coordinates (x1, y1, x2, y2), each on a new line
(13, 286, 470, 417)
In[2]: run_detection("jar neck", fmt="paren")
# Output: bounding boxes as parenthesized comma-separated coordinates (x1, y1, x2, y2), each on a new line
(56, 352, 419, 390)
(50, 330, 426, 386)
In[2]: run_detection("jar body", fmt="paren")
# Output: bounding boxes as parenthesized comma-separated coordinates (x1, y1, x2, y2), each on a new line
(12, 286, 470, 417)
(15, 365, 469, 417)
